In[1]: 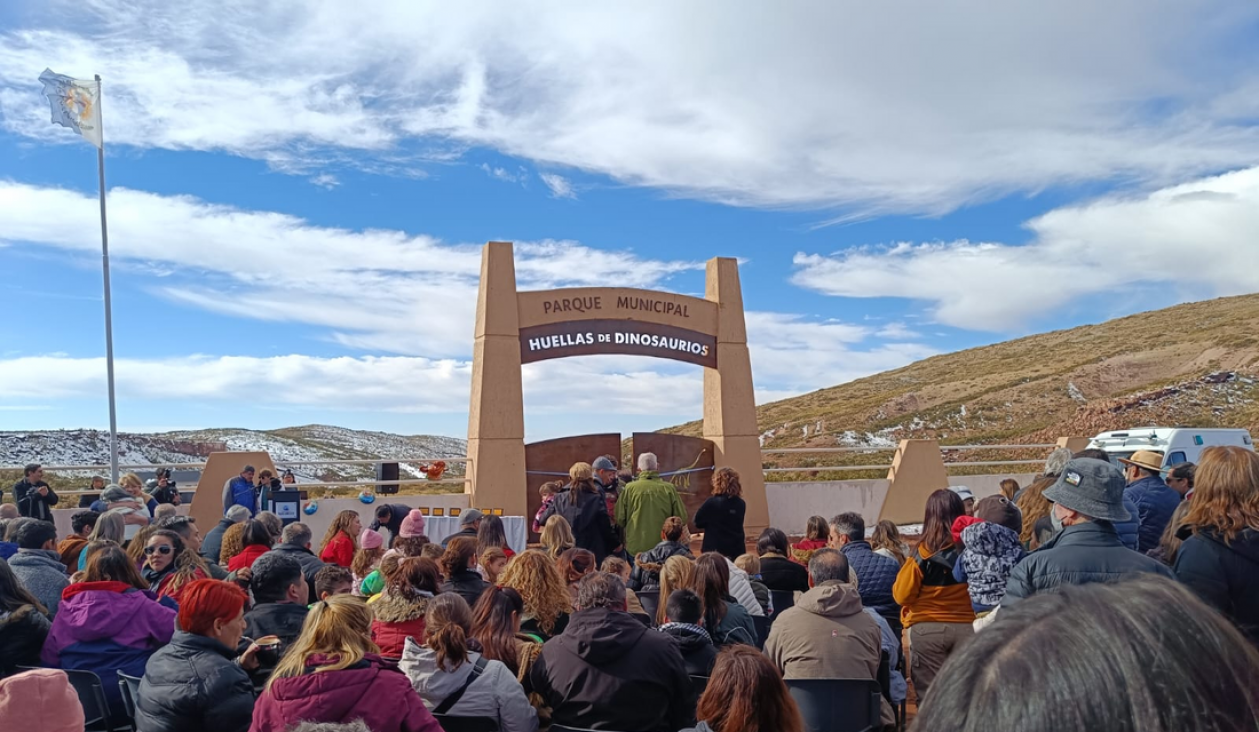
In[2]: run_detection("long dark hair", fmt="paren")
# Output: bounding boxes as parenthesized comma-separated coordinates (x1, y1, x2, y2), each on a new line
(0, 557, 46, 614)
(476, 515, 509, 557)
(471, 585, 526, 674)
(697, 645, 804, 732)
(913, 577, 1259, 732)
(921, 489, 966, 555)
(693, 552, 730, 629)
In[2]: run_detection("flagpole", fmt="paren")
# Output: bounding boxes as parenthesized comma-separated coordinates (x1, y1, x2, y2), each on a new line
(94, 74, 119, 484)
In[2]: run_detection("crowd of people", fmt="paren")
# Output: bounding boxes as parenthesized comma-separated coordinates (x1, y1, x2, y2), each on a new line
(1, 444, 1258, 732)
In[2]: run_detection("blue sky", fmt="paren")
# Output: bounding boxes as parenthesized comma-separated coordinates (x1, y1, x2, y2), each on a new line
(2, 1, 1259, 440)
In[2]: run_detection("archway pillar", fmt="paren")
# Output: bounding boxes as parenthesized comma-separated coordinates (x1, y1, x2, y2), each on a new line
(702, 257, 769, 539)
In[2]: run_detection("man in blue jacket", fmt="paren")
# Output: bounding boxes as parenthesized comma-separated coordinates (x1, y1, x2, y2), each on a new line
(222, 465, 258, 516)
(1120, 451, 1182, 553)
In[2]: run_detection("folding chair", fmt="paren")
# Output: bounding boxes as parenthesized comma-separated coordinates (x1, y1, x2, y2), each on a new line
(785, 678, 883, 732)
(432, 714, 500, 732)
(117, 672, 143, 731)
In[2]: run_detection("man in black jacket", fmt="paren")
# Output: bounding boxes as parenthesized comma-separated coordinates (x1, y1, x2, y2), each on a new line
(13, 464, 58, 522)
(532, 572, 691, 732)
(440, 508, 483, 547)
(370, 503, 412, 547)
(260, 523, 327, 603)
(1005, 457, 1174, 604)
(202, 505, 250, 564)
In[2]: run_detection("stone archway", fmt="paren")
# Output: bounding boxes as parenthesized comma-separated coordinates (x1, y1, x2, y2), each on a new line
(466, 241, 768, 538)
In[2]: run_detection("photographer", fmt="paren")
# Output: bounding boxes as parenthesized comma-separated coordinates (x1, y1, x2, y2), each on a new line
(148, 468, 182, 506)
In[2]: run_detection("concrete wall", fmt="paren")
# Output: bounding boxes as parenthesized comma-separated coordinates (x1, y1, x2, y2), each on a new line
(47, 494, 471, 547)
(766, 473, 1037, 535)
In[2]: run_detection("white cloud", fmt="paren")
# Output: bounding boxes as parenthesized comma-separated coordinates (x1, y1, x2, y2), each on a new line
(309, 173, 340, 189)
(539, 173, 575, 199)
(0, 181, 700, 357)
(480, 163, 527, 185)
(792, 166, 1259, 330)
(1, 2, 1256, 214)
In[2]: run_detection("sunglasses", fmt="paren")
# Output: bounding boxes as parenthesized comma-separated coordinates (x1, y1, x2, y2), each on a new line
(144, 544, 174, 556)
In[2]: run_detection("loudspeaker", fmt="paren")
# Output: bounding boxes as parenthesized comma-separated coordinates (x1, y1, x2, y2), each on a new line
(376, 462, 400, 494)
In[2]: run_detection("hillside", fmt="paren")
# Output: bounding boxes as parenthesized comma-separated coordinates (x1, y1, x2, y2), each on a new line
(0, 424, 467, 483)
(671, 293, 1259, 464)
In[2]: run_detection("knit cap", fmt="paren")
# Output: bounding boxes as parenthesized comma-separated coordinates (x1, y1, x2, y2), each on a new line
(359, 529, 384, 550)
(400, 509, 426, 538)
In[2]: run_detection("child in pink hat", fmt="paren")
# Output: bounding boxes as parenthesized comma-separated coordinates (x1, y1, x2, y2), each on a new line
(351, 529, 385, 595)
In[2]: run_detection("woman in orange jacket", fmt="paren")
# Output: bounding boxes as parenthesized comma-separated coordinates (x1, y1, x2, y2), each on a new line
(892, 489, 975, 701)
(318, 510, 362, 568)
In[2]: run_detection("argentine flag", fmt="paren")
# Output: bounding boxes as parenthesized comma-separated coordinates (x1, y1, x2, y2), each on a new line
(38, 68, 103, 148)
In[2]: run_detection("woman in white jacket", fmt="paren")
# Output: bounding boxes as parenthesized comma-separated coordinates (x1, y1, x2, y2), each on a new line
(400, 593, 538, 732)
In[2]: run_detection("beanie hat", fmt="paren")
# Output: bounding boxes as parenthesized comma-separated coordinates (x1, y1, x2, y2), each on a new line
(359, 529, 384, 550)
(400, 509, 426, 538)
(975, 495, 1023, 535)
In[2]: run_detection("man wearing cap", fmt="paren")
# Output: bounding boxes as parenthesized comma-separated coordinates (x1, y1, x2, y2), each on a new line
(593, 455, 626, 553)
(1003, 458, 1173, 604)
(441, 508, 484, 548)
(1120, 450, 1182, 554)
(949, 486, 976, 516)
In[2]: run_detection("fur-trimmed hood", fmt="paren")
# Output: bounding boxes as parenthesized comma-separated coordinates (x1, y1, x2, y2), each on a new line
(371, 592, 433, 623)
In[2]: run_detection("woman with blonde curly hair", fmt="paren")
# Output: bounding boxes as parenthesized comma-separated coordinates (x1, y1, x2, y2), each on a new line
(539, 515, 575, 559)
(499, 550, 572, 640)
(1015, 476, 1056, 547)
(217, 521, 248, 567)
(695, 467, 747, 560)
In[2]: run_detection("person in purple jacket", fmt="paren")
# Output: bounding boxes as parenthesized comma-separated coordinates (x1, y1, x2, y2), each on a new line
(250, 594, 441, 732)
(42, 543, 176, 727)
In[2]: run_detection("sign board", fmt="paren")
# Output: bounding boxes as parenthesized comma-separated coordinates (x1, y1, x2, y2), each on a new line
(519, 318, 717, 367)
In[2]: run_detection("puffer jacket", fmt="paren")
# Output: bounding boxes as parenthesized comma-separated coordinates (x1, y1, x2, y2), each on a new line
(7, 550, 69, 618)
(955, 522, 1026, 609)
(399, 640, 538, 732)
(1174, 528, 1259, 646)
(657, 623, 717, 676)
(530, 607, 691, 732)
(250, 653, 442, 732)
(1124, 475, 1182, 553)
(840, 540, 900, 615)
(134, 631, 255, 732)
(1114, 496, 1141, 551)
(629, 540, 693, 591)
(371, 593, 433, 659)
(0, 604, 50, 676)
(1004, 522, 1174, 604)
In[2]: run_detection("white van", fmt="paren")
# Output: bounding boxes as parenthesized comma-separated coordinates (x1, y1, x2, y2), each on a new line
(1087, 427, 1254, 469)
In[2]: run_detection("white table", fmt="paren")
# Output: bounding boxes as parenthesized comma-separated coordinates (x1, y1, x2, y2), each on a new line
(384, 515, 528, 554)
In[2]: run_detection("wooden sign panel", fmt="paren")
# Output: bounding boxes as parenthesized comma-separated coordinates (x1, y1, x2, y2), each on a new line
(519, 319, 718, 368)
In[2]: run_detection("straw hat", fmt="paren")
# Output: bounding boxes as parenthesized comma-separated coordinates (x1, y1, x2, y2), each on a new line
(1118, 450, 1164, 473)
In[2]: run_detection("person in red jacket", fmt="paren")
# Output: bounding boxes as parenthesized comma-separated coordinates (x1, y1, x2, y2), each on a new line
(228, 520, 275, 573)
(370, 556, 441, 659)
(250, 594, 441, 732)
(318, 511, 361, 568)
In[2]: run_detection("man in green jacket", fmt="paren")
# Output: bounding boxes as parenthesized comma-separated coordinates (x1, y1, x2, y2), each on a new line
(616, 452, 689, 557)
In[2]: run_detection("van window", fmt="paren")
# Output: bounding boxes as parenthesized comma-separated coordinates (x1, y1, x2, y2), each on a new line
(1167, 451, 1187, 465)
